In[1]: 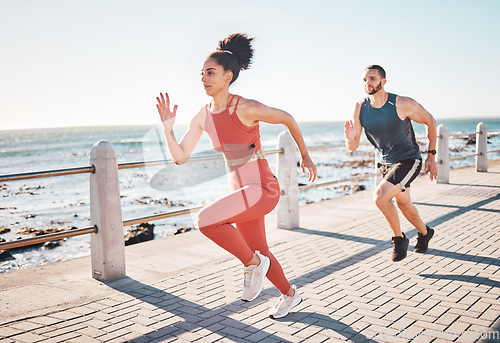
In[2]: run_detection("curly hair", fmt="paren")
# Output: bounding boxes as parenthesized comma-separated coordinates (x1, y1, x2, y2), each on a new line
(208, 33, 254, 84)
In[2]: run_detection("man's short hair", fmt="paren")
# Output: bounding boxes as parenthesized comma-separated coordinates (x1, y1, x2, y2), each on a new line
(366, 65, 386, 79)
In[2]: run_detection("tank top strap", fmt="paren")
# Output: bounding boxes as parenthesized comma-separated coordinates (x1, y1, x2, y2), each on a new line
(233, 96, 242, 112)
(388, 93, 397, 104)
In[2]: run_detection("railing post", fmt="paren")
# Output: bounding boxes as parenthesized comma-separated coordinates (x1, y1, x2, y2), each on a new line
(276, 131, 299, 230)
(436, 124, 449, 184)
(476, 122, 487, 172)
(90, 141, 126, 281)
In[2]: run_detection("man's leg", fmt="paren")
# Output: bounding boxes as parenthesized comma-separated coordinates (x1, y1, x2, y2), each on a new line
(373, 179, 405, 237)
(394, 188, 434, 253)
(374, 179, 412, 261)
(394, 188, 427, 235)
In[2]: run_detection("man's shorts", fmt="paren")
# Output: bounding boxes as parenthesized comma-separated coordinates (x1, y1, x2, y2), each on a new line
(377, 158, 422, 191)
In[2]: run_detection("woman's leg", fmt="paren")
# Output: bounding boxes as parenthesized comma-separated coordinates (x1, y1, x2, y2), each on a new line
(236, 217, 292, 295)
(197, 184, 276, 265)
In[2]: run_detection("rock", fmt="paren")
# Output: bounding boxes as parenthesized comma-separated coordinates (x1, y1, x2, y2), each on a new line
(43, 240, 64, 250)
(464, 135, 476, 145)
(337, 184, 366, 193)
(352, 184, 366, 192)
(16, 227, 37, 235)
(326, 159, 375, 169)
(34, 228, 68, 236)
(0, 228, 11, 234)
(0, 249, 14, 261)
(124, 223, 155, 246)
(174, 226, 194, 235)
(16, 227, 67, 236)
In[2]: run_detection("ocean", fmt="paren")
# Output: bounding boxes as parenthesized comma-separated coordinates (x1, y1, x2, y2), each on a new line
(1, 118, 499, 273)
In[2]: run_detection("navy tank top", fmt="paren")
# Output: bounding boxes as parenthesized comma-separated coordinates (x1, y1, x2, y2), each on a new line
(359, 93, 421, 165)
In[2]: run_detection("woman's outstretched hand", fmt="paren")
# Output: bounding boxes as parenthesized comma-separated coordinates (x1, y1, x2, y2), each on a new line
(156, 92, 178, 131)
(301, 154, 317, 183)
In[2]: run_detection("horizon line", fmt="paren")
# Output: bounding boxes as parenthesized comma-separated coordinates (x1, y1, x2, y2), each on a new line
(2, 116, 499, 132)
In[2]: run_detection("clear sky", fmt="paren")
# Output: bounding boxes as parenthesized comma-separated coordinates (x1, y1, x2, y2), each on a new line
(1, 0, 499, 130)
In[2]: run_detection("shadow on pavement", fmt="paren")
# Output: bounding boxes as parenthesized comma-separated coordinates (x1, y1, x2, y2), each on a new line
(294, 190, 500, 268)
(276, 311, 377, 342)
(106, 276, 278, 342)
(448, 183, 500, 188)
(419, 273, 500, 288)
(107, 277, 371, 342)
(101, 185, 500, 342)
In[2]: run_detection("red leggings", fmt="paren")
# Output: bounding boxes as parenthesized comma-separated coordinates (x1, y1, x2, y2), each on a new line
(197, 159, 291, 295)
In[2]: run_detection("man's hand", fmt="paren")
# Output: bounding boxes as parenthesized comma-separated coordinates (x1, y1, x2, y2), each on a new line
(344, 120, 357, 142)
(425, 156, 438, 181)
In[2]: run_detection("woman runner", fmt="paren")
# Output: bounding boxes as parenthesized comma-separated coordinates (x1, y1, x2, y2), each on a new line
(156, 33, 317, 318)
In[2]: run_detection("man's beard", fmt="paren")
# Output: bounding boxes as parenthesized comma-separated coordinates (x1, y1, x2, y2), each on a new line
(367, 81, 383, 95)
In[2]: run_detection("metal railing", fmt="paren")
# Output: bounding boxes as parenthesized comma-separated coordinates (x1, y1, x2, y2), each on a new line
(1, 122, 499, 280)
(435, 123, 499, 183)
(0, 226, 98, 250)
(443, 130, 500, 162)
(0, 166, 95, 182)
(299, 173, 376, 192)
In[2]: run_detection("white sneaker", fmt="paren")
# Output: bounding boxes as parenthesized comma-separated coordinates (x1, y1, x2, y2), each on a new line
(268, 285, 302, 319)
(241, 251, 270, 302)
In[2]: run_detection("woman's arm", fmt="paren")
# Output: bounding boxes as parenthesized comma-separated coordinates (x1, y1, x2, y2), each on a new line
(237, 99, 317, 182)
(156, 92, 204, 165)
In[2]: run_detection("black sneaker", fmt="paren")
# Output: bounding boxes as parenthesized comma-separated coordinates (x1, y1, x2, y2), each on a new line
(392, 233, 409, 262)
(414, 227, 434, 253)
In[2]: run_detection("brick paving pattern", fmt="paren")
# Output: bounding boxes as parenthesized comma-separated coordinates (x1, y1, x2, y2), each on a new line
(1, 162, 499, 342)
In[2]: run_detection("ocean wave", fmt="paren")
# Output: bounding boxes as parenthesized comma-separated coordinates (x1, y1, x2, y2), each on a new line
(119, 138, 145, 144)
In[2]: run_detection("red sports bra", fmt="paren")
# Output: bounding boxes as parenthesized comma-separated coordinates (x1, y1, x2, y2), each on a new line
(205, 96, 263, 162)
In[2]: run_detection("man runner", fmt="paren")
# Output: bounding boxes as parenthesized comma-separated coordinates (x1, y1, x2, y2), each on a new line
(344, 65, 438, 262)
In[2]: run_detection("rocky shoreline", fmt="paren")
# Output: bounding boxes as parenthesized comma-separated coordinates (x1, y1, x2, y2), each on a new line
(0, 176, 370, 266)
(1, 132, 495, 271)
(0, 222, 196, 262)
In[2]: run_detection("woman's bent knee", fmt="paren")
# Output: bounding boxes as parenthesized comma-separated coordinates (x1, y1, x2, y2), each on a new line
(196, 211, 214, 233)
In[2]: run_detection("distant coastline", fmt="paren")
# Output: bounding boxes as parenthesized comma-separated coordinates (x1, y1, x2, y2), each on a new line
(1, 116, 499, 133)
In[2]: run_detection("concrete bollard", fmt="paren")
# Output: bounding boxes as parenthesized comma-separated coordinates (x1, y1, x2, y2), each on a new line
(90, 141, 126, 281)
(476, 122, 487, 172)
(436, 124, 449, 184)
(276, 131, 299, 230)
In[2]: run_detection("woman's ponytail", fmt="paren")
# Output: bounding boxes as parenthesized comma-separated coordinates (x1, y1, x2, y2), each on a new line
(208, 33, 254, 84)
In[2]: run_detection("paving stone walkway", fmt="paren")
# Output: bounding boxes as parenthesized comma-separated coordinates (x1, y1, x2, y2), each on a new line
(1, 161, 499, 342)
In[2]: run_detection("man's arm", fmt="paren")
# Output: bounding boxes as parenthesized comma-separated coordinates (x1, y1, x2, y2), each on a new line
(344, 102, 363, 152)
(397, 96, 438, 180)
